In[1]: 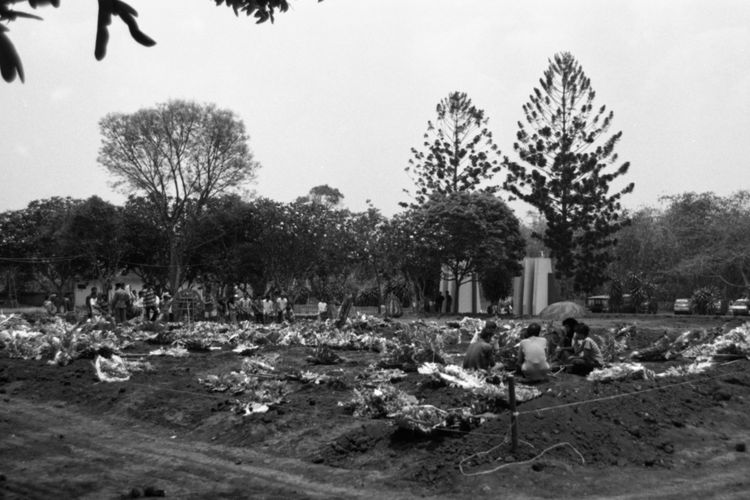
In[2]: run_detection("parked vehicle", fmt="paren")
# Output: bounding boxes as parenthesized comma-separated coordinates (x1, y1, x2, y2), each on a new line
(587, 294, 657, 314)
(729, 298, 750, 316)
(586, 295, 609, 313)
(673, 298, 692, 315)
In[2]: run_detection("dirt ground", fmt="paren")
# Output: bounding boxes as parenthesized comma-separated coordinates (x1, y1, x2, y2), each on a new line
(1, 314, 749, 499)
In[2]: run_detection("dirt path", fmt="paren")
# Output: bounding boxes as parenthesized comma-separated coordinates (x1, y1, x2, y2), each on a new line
(3, 395, 749, 500)
(0, 397, 412, 500)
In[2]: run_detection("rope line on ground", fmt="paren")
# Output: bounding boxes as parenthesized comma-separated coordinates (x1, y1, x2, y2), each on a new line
(518, 365, 746, 416)
(0, 254, 87, 262)
(459, 440, 586, 476)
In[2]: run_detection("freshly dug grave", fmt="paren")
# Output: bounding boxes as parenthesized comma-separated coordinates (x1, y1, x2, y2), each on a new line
(1, 315, 749, 499)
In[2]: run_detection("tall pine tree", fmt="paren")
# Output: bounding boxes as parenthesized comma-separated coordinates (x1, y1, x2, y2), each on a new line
(403, 91, 501, 207)
(504, 52, 634, 295)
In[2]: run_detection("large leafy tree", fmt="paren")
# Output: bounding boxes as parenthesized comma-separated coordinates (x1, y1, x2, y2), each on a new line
(659, 192, 750, 297)
(419, 191, 525, 313)
(607, 191, 750, 301)
(403, 91, 502, 207)
(295, 184, 345, 208)
(119, 196, 172, 286)
(224, 196, 353, 301)
(63, 196, 129, 291)
(191, 195, 263, 293)
(99, 99, 259, 291)
(383, 211, 442, 314)
(0, 197, 84, 296)
(0, 0, 320, 83)
(504, 52, 634, 295)
(348, 204, 405, 313)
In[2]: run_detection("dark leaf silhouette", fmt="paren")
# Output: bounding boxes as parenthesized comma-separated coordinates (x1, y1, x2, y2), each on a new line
(95, 0, 155, 61)
(1, 0, 320, 83)
(94, 0, 113, 60)
(0, 26, 24, 82)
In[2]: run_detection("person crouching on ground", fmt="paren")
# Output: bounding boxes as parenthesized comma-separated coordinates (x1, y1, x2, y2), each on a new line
(566, 323, 604, 376)
(43, 294, 57, 315)
(463, 321, 499, 372)
(554, 317, 578, 364)
(517, 322, 550, 382)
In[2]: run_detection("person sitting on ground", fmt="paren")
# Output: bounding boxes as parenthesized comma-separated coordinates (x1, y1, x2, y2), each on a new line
(517, 322, 550, 382)
(566, 323, 604, 376)
(554, 317, 579, 364)
(43, 294, 57, 315)
(463, 321, 499, 372)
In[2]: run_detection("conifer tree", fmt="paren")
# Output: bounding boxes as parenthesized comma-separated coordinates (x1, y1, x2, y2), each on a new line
(403, 91, 501, 207)
(504, 52, 634, 294)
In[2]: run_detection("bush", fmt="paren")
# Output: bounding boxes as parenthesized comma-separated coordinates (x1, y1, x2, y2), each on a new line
(691, 287, 721, 315)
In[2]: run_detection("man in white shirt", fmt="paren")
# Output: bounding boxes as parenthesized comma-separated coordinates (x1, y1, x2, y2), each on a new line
(517, 322, 550, 381)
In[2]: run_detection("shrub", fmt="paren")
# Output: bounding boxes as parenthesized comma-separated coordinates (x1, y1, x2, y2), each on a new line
(691, 287, 721, 315)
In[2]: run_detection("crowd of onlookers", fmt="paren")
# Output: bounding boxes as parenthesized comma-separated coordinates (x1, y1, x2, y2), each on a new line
(68, 283, 339, 325)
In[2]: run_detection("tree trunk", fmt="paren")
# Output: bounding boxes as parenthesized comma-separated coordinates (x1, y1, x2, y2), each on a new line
(168, 237, 182, 293)
(335, 293, 353, 328)
(375, 275, 383, 315)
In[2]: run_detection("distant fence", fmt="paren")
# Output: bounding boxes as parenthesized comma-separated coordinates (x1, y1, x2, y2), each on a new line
(294, 304, 385, 317)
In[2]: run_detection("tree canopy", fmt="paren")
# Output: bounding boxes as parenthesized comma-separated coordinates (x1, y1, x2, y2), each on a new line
(98, 99, 260, 291)
(296, 184, 345, 208)
(418, 191, 525, 313)
(403, 91, 502, 208)
(611, 191, 750, 300)
(0, 197, 87, 295)
(504, 52, 634, 295)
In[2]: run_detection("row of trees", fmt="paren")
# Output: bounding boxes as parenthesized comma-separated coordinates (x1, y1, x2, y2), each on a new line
(6, 188, 744, 310)
(609, 191, 750, 302)
(405, 53, 632, 296)
(0, 190, 523, 313)
(2, 51, 636, 308)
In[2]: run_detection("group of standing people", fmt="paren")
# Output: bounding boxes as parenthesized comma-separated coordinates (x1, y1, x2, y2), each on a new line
(42, 293, 73, 315)
(203, 287, 295, 325)
(463, 317, 604, 380)
(76, 281, 298, 325)
(432, 291, 452, 315)
(85, 283, 170, 324)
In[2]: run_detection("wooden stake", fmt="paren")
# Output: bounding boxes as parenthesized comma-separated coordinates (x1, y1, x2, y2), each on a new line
(508, 374, 518, 453)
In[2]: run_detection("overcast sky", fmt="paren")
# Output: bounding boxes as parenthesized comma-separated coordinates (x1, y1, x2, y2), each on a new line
(1, 0, 749, 218)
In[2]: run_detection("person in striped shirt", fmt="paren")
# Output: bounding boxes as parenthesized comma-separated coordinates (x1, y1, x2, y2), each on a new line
(143, 284, 159, 322)
(567, 323, 604, 375)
